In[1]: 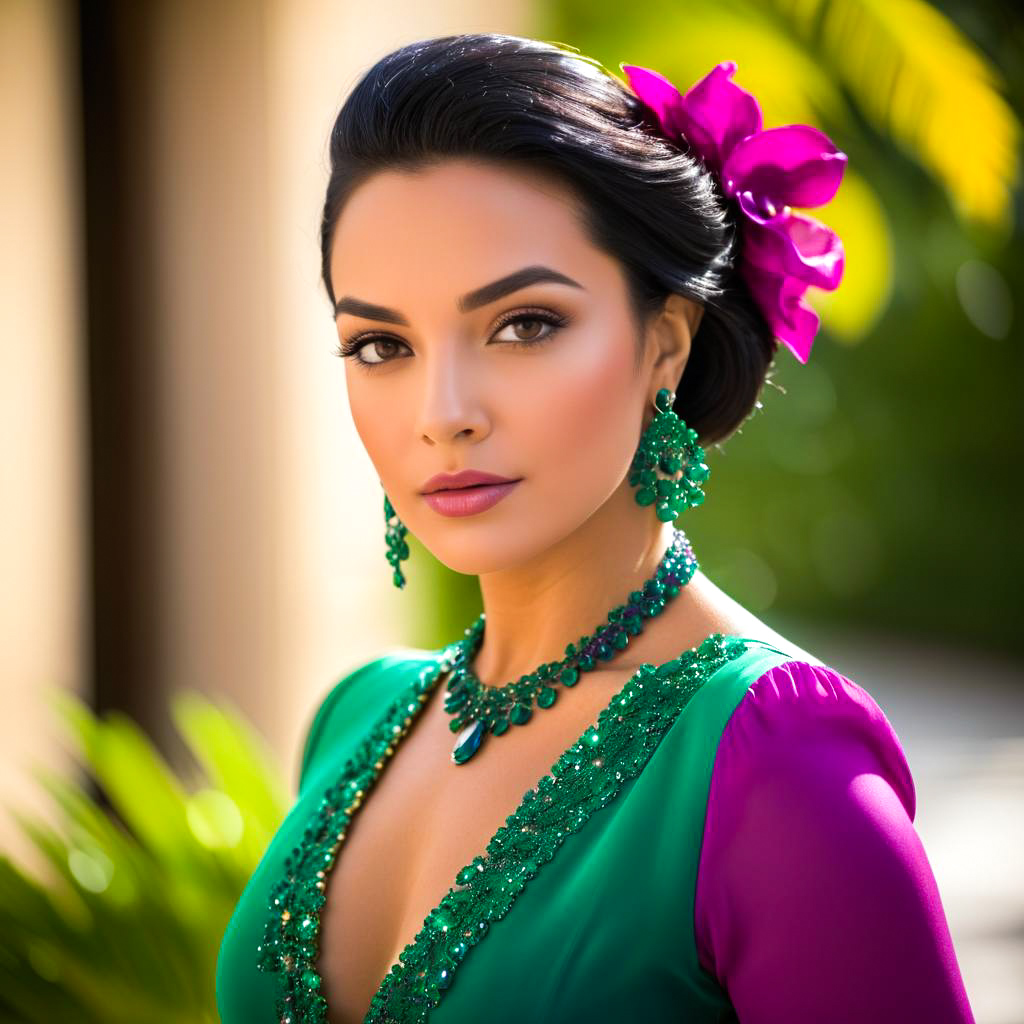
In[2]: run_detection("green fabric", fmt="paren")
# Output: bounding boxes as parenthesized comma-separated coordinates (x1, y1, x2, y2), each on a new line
(216, 635, 817, 1022)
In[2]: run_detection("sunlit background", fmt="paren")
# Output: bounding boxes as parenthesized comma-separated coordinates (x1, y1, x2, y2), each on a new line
(1, 1, 1021, 1021)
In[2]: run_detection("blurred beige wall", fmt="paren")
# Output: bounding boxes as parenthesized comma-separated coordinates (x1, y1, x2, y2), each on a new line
(0, 0, 87, 866)
(1, 0, 534, 866)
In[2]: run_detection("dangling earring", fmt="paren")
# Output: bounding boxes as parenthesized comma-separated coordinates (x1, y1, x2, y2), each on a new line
(383, 491, 410, 589)
(629, 387, 710, 521)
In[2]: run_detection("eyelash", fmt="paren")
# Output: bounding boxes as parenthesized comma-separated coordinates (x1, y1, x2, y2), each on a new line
(333, 307, 572, 369)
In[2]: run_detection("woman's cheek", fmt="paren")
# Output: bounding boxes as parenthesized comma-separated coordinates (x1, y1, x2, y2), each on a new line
(348, 383, 400, 482)
(519, 331, 637, 506)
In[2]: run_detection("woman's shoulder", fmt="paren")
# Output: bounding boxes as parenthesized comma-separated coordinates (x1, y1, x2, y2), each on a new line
(298, 645, 441, 790)
(675, 614, 916, 817)
(715, 628, 915, 804)
(743, 629, 907, 760)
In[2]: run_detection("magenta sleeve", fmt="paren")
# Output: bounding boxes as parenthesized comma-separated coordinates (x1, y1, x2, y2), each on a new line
(693, 659, 976, 1022)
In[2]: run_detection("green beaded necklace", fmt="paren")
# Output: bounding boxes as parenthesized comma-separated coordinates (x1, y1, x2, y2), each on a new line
(444, 527, 698, 764)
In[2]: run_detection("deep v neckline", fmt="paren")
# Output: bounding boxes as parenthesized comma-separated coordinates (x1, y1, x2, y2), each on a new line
(258, 631, 764, 1024)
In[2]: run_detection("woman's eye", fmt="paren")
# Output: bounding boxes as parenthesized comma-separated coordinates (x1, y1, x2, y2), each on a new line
(491, 310, 571, 347)
(355, 337, 406, 365)
(334, 335, 410, 368)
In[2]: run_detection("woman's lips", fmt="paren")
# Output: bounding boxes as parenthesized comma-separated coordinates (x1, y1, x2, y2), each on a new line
(422, 480, 521, 517)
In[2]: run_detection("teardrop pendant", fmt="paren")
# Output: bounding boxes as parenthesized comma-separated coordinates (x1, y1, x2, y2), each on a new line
(452, 719, 486, 765)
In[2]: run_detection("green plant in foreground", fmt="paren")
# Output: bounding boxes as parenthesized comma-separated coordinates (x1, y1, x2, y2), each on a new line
(0, 688, 290, 1024)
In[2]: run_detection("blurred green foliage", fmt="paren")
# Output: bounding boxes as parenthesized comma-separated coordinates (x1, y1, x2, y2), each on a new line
(0, 688, 288, 1023)
(406, 0, 1023, 658)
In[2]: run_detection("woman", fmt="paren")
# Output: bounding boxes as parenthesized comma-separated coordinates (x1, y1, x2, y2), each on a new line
(216, 33, 975, 1024)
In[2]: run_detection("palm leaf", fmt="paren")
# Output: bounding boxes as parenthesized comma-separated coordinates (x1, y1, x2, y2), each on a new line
(773, 0, 1020, 228)
(0, 687, 288, 1023)
(170, 690, 289, 866)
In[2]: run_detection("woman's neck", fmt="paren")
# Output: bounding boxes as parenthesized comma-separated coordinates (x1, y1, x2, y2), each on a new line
(472, 488, 679, 683)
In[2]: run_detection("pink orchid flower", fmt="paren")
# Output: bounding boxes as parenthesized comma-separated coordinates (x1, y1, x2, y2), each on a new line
(621, 60, 847, 364)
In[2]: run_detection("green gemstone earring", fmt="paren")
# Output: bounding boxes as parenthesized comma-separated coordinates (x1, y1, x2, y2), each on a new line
(629, 387, 710, 521)
(383, 491, 410, 589)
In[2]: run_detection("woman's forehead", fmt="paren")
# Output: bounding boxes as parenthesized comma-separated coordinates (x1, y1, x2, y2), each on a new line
(329, 161, 609, 309)
(337, 161, 580, 242)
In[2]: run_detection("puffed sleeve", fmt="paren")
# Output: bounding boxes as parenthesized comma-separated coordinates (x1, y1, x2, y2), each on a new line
(693, 659, 976, 1023)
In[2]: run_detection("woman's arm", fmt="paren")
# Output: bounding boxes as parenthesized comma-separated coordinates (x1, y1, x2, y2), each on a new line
(694, 659, 976, 1023)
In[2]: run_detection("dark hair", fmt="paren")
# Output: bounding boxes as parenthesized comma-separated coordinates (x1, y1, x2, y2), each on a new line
(319, 33, 777, 445)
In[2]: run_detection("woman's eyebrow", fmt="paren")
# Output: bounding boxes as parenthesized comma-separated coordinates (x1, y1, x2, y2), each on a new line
(333, 265, 585, 322)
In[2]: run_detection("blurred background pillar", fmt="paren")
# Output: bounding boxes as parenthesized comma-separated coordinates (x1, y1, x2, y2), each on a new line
(0, 0, 87, 867)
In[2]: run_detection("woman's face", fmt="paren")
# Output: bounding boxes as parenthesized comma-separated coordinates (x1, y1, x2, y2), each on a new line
(329, 158, 679, 575)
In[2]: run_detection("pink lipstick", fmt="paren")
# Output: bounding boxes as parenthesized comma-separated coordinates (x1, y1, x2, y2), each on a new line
(420, 469, 522, 518)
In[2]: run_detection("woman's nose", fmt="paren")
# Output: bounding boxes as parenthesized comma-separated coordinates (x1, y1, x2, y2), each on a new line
(414, 347, 490, 447)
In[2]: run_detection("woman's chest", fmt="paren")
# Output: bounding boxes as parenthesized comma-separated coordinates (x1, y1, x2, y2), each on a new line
(246, 636, 761, 1024)
(315, 670, 637, 1024)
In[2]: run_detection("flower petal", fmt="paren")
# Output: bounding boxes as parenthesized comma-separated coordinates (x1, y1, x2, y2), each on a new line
(741, 267, 820, 364)
(624, 60, 761, 175)
(679, 60, 762, 174)
(723, 125, 847, 207)
(740, 208, 845, 291)
(620, 64, 693, 144)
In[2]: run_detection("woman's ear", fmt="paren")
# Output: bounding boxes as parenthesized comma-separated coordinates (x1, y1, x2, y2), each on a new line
(686, 299, 705, 337)
(649, 293, 702, 384)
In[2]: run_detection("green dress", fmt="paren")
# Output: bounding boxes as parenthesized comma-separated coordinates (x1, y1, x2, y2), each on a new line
(216, 632, 819, 1023)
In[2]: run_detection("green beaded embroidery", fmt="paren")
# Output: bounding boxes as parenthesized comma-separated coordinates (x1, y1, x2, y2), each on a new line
(256, 632, 750, 1023)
